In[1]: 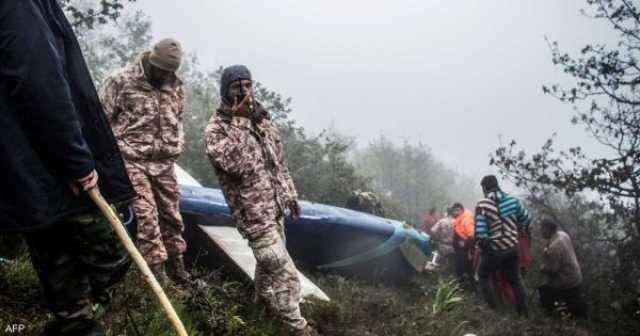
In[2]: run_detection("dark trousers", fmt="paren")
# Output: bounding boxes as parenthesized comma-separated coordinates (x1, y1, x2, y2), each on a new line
(454, 246, 473, 281)
(478, 247, 528, 316)
(539, 285, 587, 318)
(453, 235, 473, 282)
(25, 214, 131, 332)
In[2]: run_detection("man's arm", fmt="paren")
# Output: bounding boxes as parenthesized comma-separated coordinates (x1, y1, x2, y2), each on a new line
(176, 86, 185, 151)
(99, 75, 124, 124)
(273, 128, 298, 199)
(541, 243, 561, 275)
(0, 1, 94, 180)
(269, 125, 300, 219)
(475, 206, 489, 241)
(431, 221, 446, 241)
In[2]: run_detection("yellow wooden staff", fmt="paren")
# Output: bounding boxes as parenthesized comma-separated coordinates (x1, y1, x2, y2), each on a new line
(88, 188, 188, 336)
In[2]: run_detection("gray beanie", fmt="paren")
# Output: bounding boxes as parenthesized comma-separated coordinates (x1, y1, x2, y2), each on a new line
(220, 65, 252, 105)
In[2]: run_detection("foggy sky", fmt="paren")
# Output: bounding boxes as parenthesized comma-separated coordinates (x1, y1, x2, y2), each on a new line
(131, 0, 617, 179)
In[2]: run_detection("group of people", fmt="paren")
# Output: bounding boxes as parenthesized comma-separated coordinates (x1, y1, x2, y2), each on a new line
(1, 1, 313, 335)
(425, 176, 587, 318)
(0, 1, 590, 335)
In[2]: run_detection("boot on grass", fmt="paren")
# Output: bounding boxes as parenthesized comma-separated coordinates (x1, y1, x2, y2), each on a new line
(167, 254, 192, 284)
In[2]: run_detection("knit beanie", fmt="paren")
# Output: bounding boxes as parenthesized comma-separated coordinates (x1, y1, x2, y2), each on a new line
(149, 38, 182, 72)
(220, 65, 252, 105)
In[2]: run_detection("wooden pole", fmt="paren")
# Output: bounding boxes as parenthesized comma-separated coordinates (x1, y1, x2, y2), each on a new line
(88, 188, 188, 336)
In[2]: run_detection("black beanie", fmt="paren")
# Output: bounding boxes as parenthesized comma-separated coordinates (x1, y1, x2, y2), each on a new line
(481, 175, 500, 192)
(220, 65, 252, 106)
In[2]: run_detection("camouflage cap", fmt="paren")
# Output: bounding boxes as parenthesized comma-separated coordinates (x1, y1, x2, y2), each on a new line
(149, 38, 182, 72)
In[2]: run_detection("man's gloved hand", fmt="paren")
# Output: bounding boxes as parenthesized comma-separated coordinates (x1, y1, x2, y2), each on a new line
(287, 200, 301, 220)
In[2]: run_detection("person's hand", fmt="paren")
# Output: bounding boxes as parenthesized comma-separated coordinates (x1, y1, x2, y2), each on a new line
(69, 169, 99, 195)
(288, 200, 301, 220)
(231, 93, 253, 118)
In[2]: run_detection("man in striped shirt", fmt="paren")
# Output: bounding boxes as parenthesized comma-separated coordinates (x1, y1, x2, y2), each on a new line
(474, 175, 531, 317)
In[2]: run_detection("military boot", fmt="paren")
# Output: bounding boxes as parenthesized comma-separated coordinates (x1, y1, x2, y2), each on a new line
(167, 254, 192, 284)
(150, 262, 169, 286)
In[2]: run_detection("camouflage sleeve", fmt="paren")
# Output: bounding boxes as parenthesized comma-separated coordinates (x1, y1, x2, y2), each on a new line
(99, 75, 123, 124)
(283, 165, 298, 200)
(177, 86, 185, 153)
(274, 128, 298, 200)
(205, 122, 253, 178)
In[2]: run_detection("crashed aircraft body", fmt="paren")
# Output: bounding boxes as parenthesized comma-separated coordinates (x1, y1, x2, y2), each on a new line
(151, 166, 432, 300)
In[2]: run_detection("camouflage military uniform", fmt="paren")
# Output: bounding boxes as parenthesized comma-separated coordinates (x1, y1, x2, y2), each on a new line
(124, 161, 185, 265)
(251, 222, 306, 331)
(206, 106, 307, 332)
(25, 212, 130, 334)
(100, 52, 186, 266)
(205, 107, 298, 240)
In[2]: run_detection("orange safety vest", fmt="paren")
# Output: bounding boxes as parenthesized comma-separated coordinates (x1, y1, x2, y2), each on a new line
(453, 209, 475, 241)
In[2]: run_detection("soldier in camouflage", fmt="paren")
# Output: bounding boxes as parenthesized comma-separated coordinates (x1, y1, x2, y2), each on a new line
(100, 38, 190, 283)
(205, 65, 315, 336)
(25, 212, 131, 335)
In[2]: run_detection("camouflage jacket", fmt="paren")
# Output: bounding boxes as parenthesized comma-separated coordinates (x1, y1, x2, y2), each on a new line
(99, 52, 185, 162)
(205, 105, 297, 239)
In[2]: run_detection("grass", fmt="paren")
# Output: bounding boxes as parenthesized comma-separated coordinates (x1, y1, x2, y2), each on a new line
(1, 246, 639, 336)
(431, 278, 464, 316)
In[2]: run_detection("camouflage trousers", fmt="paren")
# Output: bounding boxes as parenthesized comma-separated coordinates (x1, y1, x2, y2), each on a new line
(24, 212, 131, 329)
(125, 161, 187, 265)
(249, 221, 307, 331)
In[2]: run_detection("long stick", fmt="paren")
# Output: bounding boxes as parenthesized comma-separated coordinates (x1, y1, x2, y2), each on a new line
(88, 188, 188, 336)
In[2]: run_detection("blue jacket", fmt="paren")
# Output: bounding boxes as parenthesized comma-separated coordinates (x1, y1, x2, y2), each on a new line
(0, 0, 135, 232)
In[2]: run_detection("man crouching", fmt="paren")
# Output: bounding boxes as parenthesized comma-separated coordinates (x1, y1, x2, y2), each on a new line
(205, 65, 314, 335)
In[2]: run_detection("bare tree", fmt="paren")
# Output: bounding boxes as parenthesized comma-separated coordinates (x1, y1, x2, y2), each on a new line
(59, 0, 135, 28)
(491, 0, 640, 290)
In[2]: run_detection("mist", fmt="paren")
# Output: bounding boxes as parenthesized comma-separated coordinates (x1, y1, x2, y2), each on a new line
(131, 0, 617, 178)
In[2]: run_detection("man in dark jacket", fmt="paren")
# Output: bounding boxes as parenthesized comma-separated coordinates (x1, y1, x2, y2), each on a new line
(0, 1, 136, 334)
